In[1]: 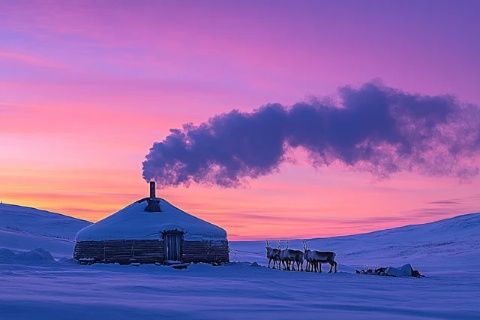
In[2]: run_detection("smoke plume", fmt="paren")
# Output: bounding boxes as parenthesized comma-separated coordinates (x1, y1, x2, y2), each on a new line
(143, 82, 480, 187)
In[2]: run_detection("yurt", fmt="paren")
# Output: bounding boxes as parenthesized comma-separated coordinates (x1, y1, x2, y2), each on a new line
(74, 182, 229, 265)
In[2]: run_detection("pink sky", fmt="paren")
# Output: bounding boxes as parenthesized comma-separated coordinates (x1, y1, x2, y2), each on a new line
(1, 0, 480, 240)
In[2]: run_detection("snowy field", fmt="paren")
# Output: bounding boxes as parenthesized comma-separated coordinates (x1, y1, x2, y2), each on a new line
(1, 203, 479, 319)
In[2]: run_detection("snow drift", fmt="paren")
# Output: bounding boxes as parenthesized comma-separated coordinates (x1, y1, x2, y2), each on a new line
(0, 248, 56, 265)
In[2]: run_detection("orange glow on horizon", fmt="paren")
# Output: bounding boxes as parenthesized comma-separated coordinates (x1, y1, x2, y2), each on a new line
(2, 162, 479, 240)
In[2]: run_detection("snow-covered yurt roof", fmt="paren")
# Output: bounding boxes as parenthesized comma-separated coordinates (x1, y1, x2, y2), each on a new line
(76, 196, 227, 242)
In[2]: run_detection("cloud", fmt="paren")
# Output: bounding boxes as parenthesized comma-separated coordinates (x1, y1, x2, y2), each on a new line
(143, 82, 480, 188)
(428, 200, 461, 205)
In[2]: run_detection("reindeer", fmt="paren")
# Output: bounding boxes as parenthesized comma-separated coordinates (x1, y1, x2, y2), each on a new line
(265, 240, 280, 269)
(303, 241, 314, 272)
(279, 241, 304, 271)
(292, 249, 304, 271)
(303, 241, 338, 273)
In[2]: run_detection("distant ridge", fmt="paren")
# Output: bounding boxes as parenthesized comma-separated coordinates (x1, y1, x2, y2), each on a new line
(310, 212, 480, 242)
(0, 203, 91, 239)
(0, 203, 91, 257)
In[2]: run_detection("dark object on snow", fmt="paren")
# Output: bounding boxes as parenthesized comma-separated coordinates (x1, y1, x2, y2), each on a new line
(356, 264, 423, 277)
(73, 182, 229, 265)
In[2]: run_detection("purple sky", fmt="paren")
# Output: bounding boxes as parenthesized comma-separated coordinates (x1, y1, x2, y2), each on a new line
(1, 0, 480, 239)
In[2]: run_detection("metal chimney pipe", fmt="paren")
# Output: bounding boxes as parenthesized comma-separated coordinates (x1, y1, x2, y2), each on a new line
(145, 180, 161, 212)
(149, 181, 156, 199)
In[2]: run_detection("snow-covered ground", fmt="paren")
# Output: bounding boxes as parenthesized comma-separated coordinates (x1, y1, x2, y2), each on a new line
(1, 203, 479, 319)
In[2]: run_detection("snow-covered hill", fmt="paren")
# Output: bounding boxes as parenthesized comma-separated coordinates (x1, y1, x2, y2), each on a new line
(0, 203, 91, 257)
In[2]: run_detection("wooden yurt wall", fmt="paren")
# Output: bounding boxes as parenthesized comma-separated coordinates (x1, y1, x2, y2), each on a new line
(74, 240, 229, 264)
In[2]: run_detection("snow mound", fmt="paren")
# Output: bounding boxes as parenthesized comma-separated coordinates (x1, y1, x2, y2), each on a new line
(76, 198, 227, 241)
(0, 248, 56, 265)
(384, 264, 416, 277)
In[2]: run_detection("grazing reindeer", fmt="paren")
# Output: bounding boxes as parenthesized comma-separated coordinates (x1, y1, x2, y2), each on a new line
(279, 242, 304, 271)
(265, 240, 280, 269)
(303, 241, 338, 273)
